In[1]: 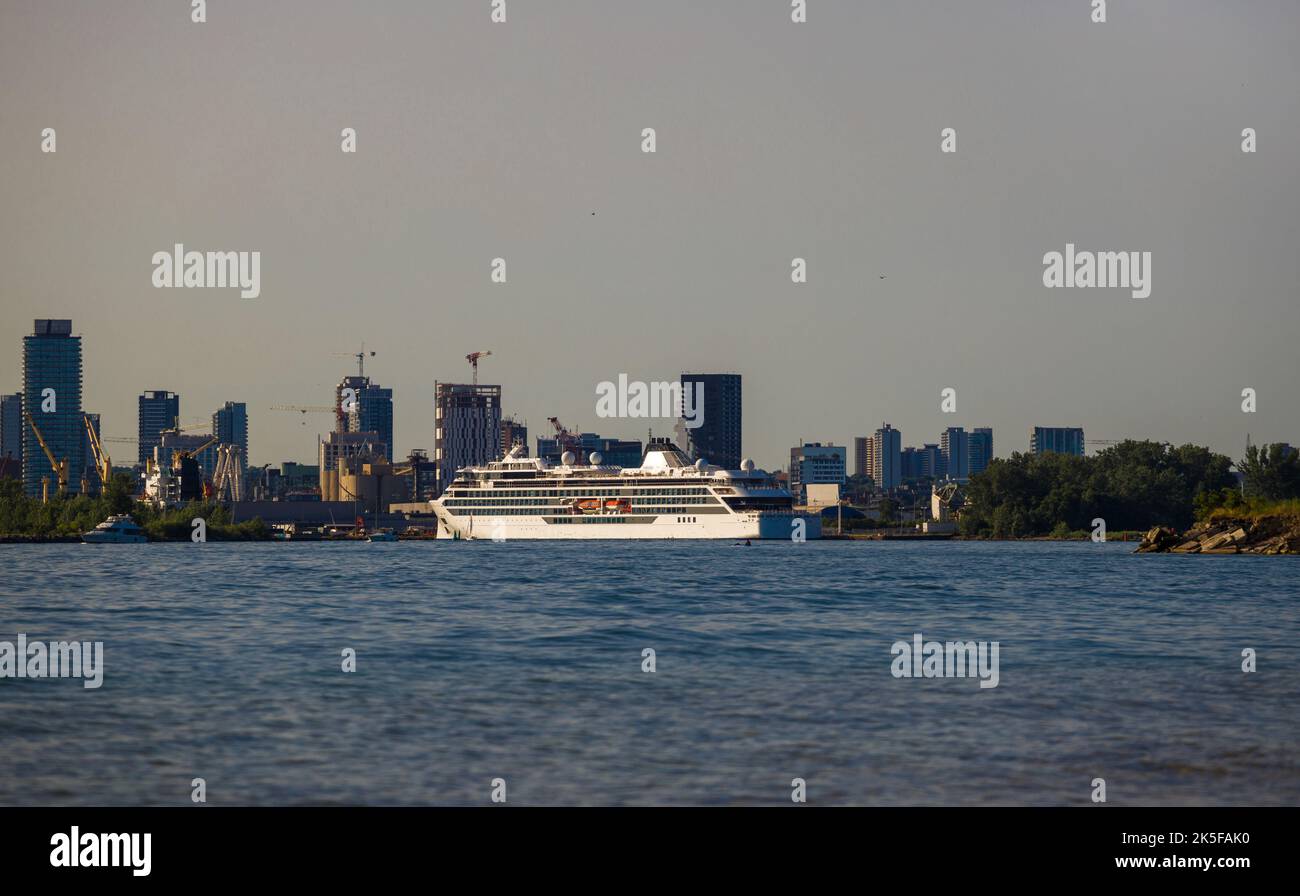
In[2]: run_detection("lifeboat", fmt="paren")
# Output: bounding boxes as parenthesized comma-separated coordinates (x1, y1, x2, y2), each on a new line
(577, 499, 602, 514)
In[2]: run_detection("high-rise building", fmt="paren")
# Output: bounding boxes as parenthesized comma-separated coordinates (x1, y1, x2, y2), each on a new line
(434, 382, 501, 496)
(501, 415, 528, 457)
(680, 373, 742, 471)
(1031, 426, 1085, 456)
(336, 375, 393, 461)
(353, 383, 393, 460)
(900, 446, 922, 481)
(871, 423, 901, 491)
(853, 436, 872, 478)
(969, 427, 993, 476)
(23, 320, 85, 497)
(213, 401, 249, 462)
(0, 392, 22, 480)
(920, 443, 943, 479)
(788, 442, 846, 504)
(941, 427, 969, 480)
(138, 390, 179, 465)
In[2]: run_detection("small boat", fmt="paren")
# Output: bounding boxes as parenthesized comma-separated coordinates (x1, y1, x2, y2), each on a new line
(366, 529, 398, 543)
(577, 499, 602, 514)
(82, 515, 148, 544)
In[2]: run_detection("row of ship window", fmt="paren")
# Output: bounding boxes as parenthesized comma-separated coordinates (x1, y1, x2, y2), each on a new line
(443, 496, 716, 508)
(449, 487, 712, 497)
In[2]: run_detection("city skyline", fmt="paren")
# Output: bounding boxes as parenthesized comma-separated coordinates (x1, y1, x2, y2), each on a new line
(2, 1, 1296, 470)
(2, 315, 1288, 475)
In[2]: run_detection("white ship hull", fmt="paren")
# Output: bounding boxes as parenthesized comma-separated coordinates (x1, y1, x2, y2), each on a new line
(430, 441, 823, 541)
(432, 509, 820, 541)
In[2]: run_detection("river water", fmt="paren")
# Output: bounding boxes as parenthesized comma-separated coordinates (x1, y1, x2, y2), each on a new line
(1, 540, 1295, 805)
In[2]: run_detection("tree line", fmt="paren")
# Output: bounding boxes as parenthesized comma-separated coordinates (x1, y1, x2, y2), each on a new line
(0, 473, 267, 540)
(959, 440, 1298, 538)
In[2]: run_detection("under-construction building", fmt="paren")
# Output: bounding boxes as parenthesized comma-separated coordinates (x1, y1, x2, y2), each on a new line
(500, 415, 528, 458)
(335, 375, 393, 460)
(434, 382, 501, 497)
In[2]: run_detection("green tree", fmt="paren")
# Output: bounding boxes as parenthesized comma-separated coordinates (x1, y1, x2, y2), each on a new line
(1238, 443, 1300, 501)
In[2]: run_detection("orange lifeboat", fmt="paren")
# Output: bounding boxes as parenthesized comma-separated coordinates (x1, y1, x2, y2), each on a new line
(577, 499, 602, 514)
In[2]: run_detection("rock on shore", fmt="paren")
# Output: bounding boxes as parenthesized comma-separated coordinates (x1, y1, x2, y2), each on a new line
(1136, 517, 1298, 555)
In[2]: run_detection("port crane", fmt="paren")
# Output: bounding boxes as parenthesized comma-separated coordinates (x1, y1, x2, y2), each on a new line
(171, 434, 219, 470)
(83, 413, 112, 494)
(466, 350, 492, 386)
(547, 416, 581, 452)
(24, 410, 68, 502)
(210, 444, 246, 502)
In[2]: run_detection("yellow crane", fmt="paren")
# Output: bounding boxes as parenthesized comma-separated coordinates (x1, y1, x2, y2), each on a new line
(24, 410, 68, 502)
(171, 434, 219, 470)
(84, 413, 112, 493)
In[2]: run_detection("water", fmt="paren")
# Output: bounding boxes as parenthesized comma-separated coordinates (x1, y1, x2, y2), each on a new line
(1, 540, 1296, 806)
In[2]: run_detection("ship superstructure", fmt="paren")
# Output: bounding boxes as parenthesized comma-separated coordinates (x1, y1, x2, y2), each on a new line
(431, 439, 820, 540)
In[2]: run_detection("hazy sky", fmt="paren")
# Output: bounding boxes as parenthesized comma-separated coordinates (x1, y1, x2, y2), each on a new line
(2, 0, 1296, 470)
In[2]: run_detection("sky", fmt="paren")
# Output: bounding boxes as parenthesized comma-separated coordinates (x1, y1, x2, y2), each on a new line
(1, 0, 1296, 471)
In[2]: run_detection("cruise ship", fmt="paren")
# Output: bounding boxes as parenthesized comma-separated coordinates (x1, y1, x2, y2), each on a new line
(431, 439, 822, 540)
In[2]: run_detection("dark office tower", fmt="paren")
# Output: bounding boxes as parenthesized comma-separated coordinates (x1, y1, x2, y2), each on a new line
(0, 392, 22, 480)
(434, 382, 501, 497)
(968, 428, 993, 476)
(213, 401, 249, 460)
(354, 384, 393, 460)
(22, 320, 85, 497)
(1030, 426, 1084, 456)
(336, 374, 392, 461)
(940, 427, 969, 480)
(680, 373, 742, 471)
(138, 390, 179, 464)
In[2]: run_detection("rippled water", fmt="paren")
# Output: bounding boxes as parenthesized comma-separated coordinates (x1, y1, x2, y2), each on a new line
(1, 540, 1296, 805)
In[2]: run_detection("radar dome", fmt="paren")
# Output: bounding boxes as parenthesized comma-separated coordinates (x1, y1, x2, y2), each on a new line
(695, 459, 708, 471)
(588, 451, 603, 466)
(561, 450, 576, 466)
(740, 458, 755, 471)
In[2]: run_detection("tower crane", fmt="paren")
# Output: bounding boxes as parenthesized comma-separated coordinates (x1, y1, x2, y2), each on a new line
(24, 411, 68, 502)
(334, 343, 376, 379)
(270, 405, 336, 426)
(466, 350, 492, 386)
